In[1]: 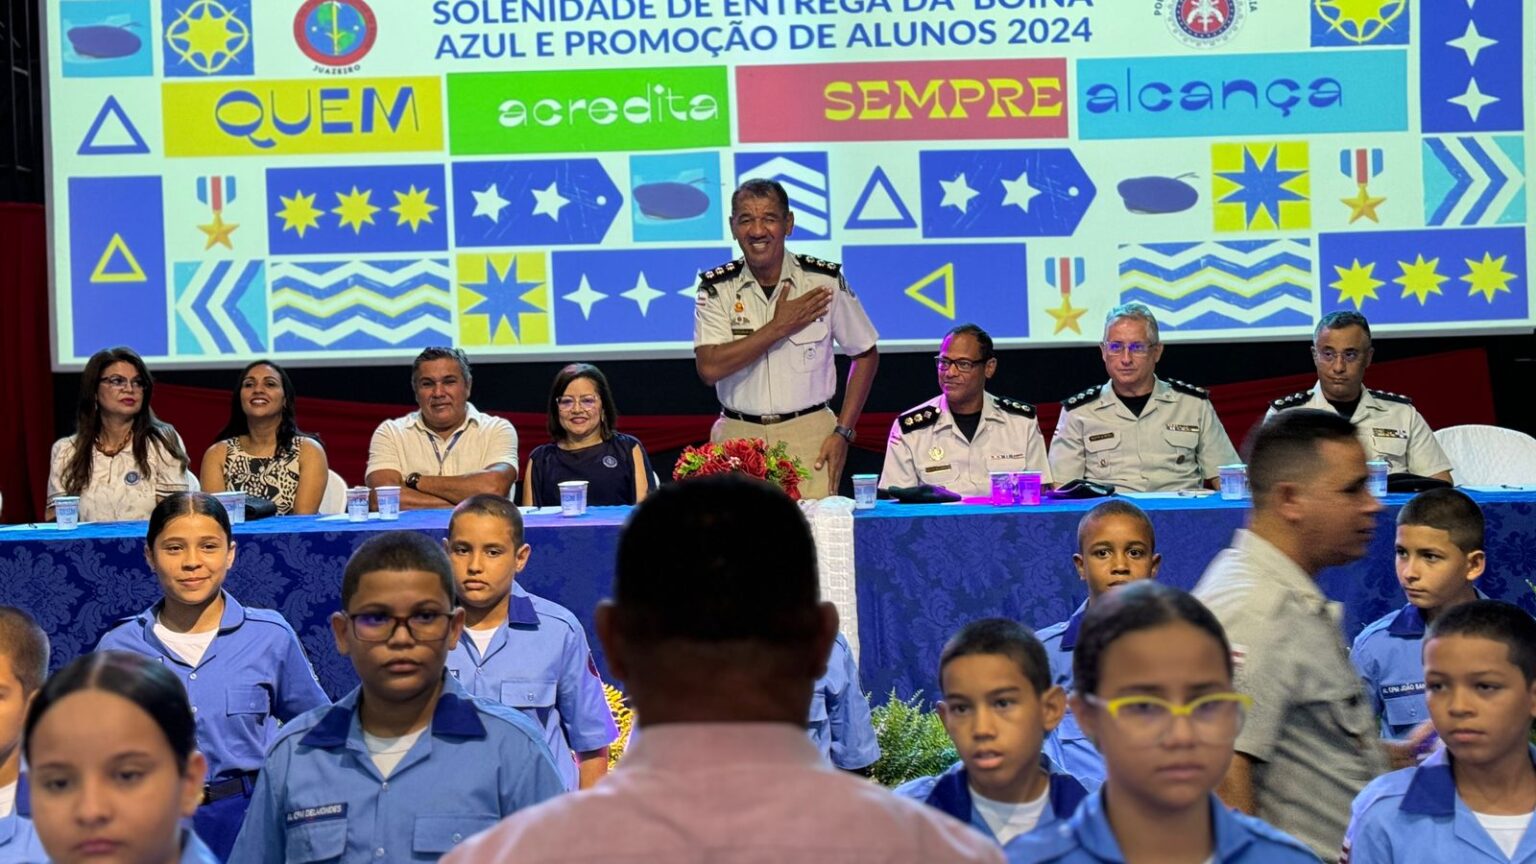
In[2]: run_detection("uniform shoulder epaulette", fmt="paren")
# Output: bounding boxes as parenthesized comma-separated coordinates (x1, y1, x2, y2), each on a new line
(995, 397, 1037, 419)
(1062, 385, 1102, 410)
(1269, 390, 1311, 411)
(697, 259, 744, 291)
(1369, 387, 1413, 405)
(897, 404, 941, 434)
(795, 253, 842, 277)
(1165, 378, 1211, 400)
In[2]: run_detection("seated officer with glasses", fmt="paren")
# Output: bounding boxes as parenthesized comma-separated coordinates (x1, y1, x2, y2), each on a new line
(1267, 310, 1453, 482)
(1049, 303, 1239, 492)
(881, 324, 1051, 497)
(231, 531, 563, 864)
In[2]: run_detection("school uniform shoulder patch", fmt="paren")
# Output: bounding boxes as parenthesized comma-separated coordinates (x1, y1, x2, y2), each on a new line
(1165, 378, 1211, 400)
(1270, 390, 1311, 411)
(1063, 385, 1102, 411)
(996, 397, 1037, 419)
(898, 405, 941, 434)
(1369, 388, 1413, 405)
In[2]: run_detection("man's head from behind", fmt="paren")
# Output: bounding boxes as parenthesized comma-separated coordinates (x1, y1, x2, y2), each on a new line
(598, 475, 836, 725)
(1247, 408, 1384, 571)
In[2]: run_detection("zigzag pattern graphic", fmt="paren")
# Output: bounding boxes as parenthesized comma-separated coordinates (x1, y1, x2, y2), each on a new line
(271, 259, 452, 351)
(1423, 136, 1526, 227)
(1119, 240, 1315, 330)
(175, 260, 266, 355)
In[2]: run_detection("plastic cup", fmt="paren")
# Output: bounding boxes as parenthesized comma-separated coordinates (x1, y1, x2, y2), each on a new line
(990, 472, 1015, 506)
(559, 481, 589, 517)
(54, 496, 79, 530)
(1012, 470, 1043, 506)
(1219, 465, 1248, 501)
(1367, 460, 1390, 498)
(213, 490, 246, 524)
(346, 486, 370, 522)
(852, 474, 878, 510)
(376, 486, 400, 521)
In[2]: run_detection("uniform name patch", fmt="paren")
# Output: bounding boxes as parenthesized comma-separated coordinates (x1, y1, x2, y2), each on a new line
(988, 453, 1027, 460)
(730, 328, 755, 336)
(1371, 428, 1408, 439)
(1380, 681, 1425, 698)
(1166, 424, 1200, 433)
(287, 803, 347, 826)
(923, 464, 952, 473)
(1088, 432, 1116, 442)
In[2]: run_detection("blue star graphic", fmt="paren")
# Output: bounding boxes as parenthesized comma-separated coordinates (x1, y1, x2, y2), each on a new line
(465, 257, 543, 337)
(1216, 146, 1306, 227)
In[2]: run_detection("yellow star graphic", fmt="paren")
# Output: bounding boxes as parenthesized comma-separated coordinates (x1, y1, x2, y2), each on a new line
(197, 211, 239, 250)
(389, 186, 438, 233)
(1340, 184, 1386, 224)
(1046, 295, 1087, 335)
(276, 191, 321, 238)
(332, 186, 379, 234)
(1462, 251, 1518, 303)
(1394, 254, 1447, 305)
(1330, 258, 1383, 309)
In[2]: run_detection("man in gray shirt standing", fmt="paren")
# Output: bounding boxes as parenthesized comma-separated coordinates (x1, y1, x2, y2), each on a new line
(1193, 409, 1422, 860)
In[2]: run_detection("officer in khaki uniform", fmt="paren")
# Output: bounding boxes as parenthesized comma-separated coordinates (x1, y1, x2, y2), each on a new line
(694, 179, 879, 499)
(1049, 303, 1239, 492)
(1265, 310, 1453, 481)
(880, 324, 1050, 496)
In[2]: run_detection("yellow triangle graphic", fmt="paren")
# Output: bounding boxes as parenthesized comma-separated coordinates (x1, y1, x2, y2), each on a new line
(905, 262, 955, 319)
(90, 233, 147, 284)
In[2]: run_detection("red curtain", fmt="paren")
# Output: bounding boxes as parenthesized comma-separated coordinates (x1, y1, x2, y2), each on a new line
(0, 205, 54, 523)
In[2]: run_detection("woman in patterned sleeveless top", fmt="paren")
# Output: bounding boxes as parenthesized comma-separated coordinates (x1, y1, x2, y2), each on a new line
(199, 360, 329, 515)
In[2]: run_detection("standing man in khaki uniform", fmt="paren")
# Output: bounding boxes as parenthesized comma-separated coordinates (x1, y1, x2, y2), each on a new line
(879, 324, 1050, 497)
(1266, 310, 1453, 482)
(694, 179, 880, 499)
(1049, 303, 1238, 492)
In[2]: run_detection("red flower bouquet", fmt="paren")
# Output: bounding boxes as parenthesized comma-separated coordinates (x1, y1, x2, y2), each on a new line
(672, 438, 810, 500)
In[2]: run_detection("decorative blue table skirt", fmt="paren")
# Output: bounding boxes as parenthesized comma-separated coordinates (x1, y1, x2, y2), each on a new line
(3, 493, 1533, 703)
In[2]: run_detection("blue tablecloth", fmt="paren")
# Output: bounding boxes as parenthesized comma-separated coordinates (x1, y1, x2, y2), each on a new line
(852, 490, 1536, 703)
(0, 507, 628, 698)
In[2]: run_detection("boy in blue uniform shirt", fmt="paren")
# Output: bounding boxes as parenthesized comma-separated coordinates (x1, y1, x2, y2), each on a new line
(444, 494, 617, 790)
(1036, 501, 1159, 788)
(809, 632, 881, 772)
(1344, 600, 1536, 862)
(1352, 488, 1487, 738)
(0, 608, 46, 864)
(230, 531, 563, 864)
(897, 618, 1087, 846)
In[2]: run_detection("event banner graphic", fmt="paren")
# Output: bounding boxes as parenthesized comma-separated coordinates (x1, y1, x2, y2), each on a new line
(46, 0, 1534, 367)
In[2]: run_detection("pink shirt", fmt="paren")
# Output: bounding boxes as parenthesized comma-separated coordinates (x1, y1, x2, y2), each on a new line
(443, 722, 1005, 864)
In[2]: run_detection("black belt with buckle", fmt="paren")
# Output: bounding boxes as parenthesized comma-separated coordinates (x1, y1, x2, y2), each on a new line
(721, 402, 828, 425)
(203, 771, 259, 806)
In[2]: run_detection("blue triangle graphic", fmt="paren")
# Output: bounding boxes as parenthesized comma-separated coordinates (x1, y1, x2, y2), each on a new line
(845, 166, 916, 230)
(78, 96, 149, 156)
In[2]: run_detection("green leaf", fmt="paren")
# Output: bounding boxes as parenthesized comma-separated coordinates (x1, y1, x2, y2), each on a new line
(868, 689, 959, 787)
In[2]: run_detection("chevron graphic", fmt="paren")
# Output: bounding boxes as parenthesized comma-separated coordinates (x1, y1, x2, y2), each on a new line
(734, 152, 831, 238)
(1423, 135, 1526, 227)
(1118, 239, 1315, 330)
(174, 260, 266, 356)
(270, 259, 452, 351)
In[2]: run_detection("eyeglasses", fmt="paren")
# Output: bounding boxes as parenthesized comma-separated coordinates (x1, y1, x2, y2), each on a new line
(1313, 348, 1366, 365)
(934, 356, 986, 373)
(556, 395, 601, 412)
(1082, 692, 1252, 745)
(99, 375, 147, 391)
(345, 611, 452, 643)
(1103, 342, 1152, 357)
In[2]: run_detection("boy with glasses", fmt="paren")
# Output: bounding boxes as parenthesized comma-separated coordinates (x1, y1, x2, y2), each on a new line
(231, 531, 563, 864)
(881, 324, 1051, 497)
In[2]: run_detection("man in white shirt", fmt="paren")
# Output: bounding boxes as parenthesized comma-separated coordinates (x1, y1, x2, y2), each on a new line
(366, 347, 517, 510)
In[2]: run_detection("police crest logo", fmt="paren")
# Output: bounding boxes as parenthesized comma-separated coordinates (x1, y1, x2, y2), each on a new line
(1160, 0, 1246, 48)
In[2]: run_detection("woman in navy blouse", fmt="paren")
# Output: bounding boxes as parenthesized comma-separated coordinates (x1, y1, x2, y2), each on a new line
(521, 363, 656, 507)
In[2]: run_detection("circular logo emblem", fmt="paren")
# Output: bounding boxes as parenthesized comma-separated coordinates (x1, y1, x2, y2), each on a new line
(1167, 0, 1241, 47)
(294, 0, 377, 67)
(602, 455, 620, 469)
(124, 471, 141, 486)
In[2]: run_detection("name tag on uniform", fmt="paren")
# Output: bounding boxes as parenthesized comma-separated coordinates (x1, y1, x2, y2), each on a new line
(1380, 681, 1425, 698)
(1166, 424, 1200, 433)
(1088, 432, 1116, 442)
(988, 453, 1027, 460)
(923, 465, 952, 473)
(1371, 428, 1408, 439)
(287, 804, 347, 826)
(731, 328, 755, 336)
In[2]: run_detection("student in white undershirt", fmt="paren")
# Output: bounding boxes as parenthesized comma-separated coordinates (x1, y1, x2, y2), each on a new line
(1345, 600, 1536, 862)
(0, 606, 48, 863)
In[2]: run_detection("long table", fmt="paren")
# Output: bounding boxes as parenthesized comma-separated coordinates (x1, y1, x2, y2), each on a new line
(3, 492, 1533, 702)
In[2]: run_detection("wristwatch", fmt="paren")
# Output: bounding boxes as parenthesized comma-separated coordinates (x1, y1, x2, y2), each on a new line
(405, 472, 421, 490)
(833, 424, 856, 443)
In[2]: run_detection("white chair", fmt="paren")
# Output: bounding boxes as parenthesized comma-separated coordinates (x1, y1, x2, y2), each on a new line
(1433, 425, 1536, 486)
(319, 470, 347, 515)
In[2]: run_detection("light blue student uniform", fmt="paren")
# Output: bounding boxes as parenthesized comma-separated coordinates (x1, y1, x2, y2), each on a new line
(228, 674, 563, 864)
(895, 756, 1088, 845)
(97, 590, 331, 860)
(1345, 744, 1536, 863)
(0, 811, 45, 864)
(1037, 602, 1104, 789)
(1351, 590, 1489, 738)
(1005, 790, 1318, 863)
(808, 633, 881, 770)
(446, 584, 618, 790)
(179, 831, 222, 864)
